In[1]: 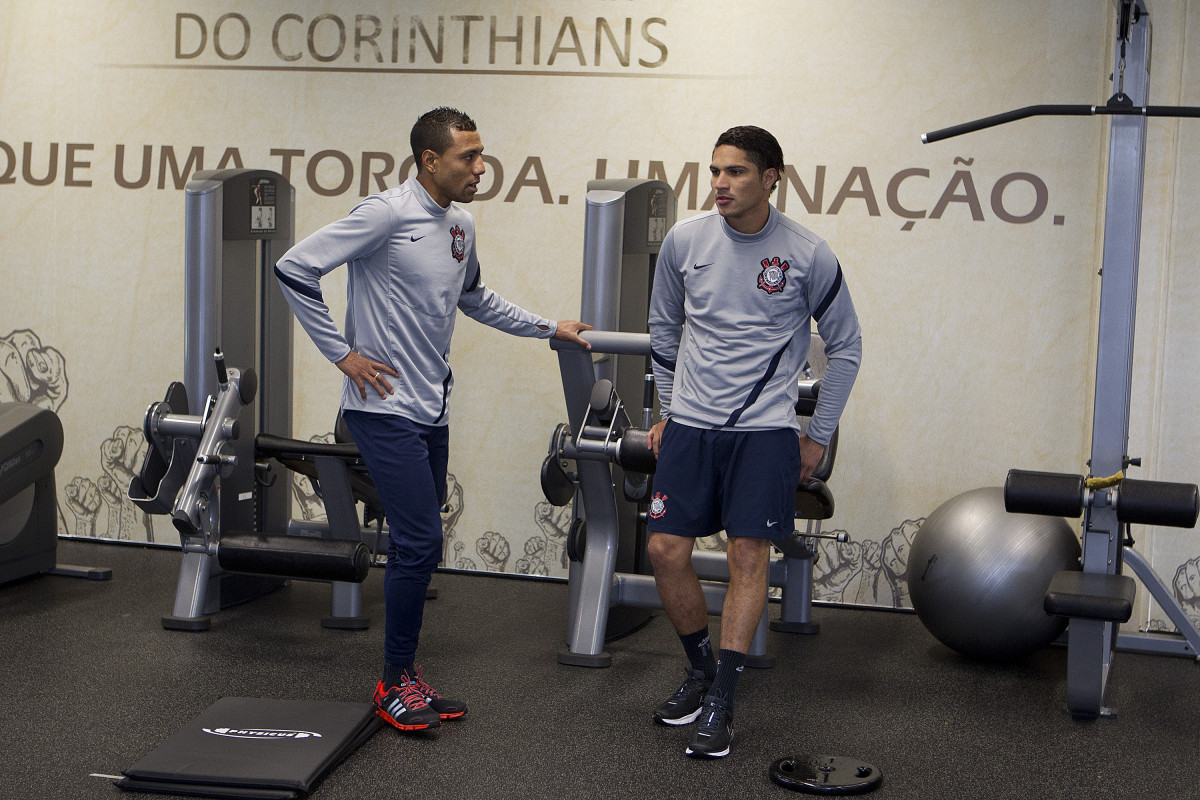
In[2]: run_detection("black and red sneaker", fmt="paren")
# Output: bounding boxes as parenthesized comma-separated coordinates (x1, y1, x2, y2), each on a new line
(372, 680, 440, 731)
(412, 666, 467, 720)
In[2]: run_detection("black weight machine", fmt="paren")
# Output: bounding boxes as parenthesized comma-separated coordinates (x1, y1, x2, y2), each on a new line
(924, 0, 1200, 717)
(128, 169, 385, 631)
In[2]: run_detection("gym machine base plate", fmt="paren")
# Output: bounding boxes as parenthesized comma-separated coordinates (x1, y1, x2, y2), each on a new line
(557, 648, 613, 668)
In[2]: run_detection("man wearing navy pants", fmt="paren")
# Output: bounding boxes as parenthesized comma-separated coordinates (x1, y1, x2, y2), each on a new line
(275, 107, 591, 732)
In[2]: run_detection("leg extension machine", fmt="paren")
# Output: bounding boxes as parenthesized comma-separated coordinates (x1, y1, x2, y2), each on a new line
(129, 351, 374, 630)
(542, 331, 844, 668)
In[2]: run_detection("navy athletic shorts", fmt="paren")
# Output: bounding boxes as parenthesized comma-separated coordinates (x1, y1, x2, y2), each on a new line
(647, 420, 802, 540)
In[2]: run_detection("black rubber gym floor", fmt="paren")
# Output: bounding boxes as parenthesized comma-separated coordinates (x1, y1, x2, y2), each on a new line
(3, 539, 1198, 800)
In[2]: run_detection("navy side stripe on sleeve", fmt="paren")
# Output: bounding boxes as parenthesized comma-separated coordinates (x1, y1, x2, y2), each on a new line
(274, 265, 323, 303)
(811, 262, 844, 322)
(651, 348, 676, 373)
(723, 339, 790, 428)
(463, 264, 481, 293)
(436, 363, 453, 424)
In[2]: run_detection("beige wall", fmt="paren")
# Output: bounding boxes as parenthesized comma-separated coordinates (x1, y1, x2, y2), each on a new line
(1, 0, 1196, 625)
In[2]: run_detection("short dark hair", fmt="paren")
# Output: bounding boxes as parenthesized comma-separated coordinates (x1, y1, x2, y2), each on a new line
(714, 126, 785, 192)
(411, 107, 478, 168)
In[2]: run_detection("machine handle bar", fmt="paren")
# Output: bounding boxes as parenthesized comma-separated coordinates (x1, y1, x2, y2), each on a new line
(551, 330, 651, 357)
(923, 102, 1200, 144)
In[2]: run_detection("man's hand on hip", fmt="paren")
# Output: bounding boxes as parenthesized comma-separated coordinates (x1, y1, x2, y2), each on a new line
(337, 351, 398, 400)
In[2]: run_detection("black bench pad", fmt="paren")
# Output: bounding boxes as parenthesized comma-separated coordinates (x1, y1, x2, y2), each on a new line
(1044, 570, 1135, 622)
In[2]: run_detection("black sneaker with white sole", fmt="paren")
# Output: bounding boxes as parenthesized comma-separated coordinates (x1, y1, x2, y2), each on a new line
(653, 668, 712, 726)
(685, 699, 733, 758)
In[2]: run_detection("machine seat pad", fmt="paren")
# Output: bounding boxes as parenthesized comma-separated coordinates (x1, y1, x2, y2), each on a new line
(1044, 570, 1135, 622)
(255, 433, 363, 462)
(254, 433, 380, 508)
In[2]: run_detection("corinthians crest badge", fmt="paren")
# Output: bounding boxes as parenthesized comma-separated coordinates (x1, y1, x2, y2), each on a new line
(449, 225, 466, 262)
(757, 257, 789, 294)
(648, 491, 668, 519)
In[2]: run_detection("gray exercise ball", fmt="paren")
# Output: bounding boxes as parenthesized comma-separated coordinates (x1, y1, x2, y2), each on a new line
(906, 486, 1081, 661)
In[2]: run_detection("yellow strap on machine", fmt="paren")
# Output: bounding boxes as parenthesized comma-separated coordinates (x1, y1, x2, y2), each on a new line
(1085, 472, 1124, 490)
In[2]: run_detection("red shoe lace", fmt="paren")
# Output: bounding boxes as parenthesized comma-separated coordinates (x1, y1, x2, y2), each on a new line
(394, 681, 429, 709)
(412, 666, 441, 699)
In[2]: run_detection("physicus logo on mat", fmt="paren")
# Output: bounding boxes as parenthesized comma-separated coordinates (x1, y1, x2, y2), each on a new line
(202, 727, 323, 740)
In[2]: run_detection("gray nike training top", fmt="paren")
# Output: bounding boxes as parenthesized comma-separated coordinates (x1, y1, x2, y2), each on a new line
(274, 176, 557, 425)
(647, 205, 862, 445)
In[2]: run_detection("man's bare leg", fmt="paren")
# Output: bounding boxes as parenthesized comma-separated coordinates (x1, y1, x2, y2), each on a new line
(647, 531, 707, 634)
(720, 536, 771, 651)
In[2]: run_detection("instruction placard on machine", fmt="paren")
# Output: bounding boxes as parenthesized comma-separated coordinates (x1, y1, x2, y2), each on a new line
(250, 179, 277, 233)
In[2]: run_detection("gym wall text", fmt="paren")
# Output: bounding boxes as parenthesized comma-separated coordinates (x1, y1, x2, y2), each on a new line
(171, 11, 669, 71)
(1, 141, 1067, 230)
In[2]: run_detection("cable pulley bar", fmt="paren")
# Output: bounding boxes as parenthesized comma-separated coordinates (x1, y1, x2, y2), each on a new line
(923, 100, 1200, 144)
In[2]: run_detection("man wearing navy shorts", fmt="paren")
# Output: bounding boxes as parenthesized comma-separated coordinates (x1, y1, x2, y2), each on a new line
(645, 126, 862, 758)
(275, 108, 591, 734)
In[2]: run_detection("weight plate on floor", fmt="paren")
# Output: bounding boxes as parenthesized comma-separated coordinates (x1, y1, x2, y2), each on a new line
(768, 754, 883, 795)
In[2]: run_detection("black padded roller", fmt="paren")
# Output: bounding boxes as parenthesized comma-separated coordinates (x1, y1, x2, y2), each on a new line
(218, 534, 370, 582)
(795, 478, 835, 521)
(1004, 469, 1085, 518)
(616, 427, 658, 474)
(1117, 479, 1200, 529)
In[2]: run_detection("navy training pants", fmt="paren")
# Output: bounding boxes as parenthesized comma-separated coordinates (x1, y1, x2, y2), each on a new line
(341, 410, 448, 671)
